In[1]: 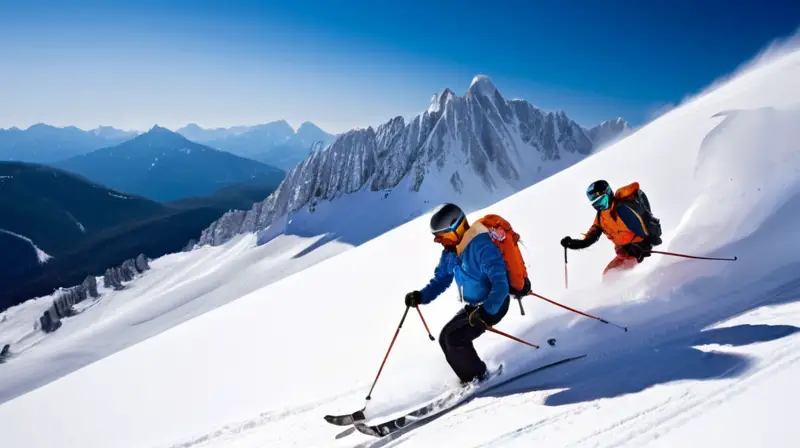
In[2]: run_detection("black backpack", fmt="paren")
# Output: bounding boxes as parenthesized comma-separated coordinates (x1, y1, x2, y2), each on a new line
(628, 190, 662, 245)
(599, 189, 663, 246)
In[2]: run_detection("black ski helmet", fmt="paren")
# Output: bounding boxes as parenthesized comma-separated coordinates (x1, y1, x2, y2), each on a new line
(430, 203, 466, 234)
(586, 180, 613, 210)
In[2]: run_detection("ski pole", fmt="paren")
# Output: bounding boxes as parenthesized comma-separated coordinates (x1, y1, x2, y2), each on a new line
(416, 307, 435, 341)
(516, 297, 526, 316)
(485, 326, 540, 349)
(564, 247, 569, 289)
(366, 306, 410, 400)
(528, 291, 628, 332)
(650, 250, 737, 262)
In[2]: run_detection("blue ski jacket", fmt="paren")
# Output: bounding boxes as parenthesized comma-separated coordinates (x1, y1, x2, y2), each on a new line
(419, 224, 509, 315)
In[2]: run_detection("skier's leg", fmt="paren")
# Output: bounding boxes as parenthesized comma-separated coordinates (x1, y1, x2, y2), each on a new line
(439, 297, 510, 382)
(439, 309, 480, 382)
(603, 249, 638, 277)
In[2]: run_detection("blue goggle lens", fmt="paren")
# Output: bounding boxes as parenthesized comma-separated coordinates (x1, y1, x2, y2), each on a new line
(591, 194, 610, 210)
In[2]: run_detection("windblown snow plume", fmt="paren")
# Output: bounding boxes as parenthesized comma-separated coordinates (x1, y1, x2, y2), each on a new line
(0, 229, 52, 264)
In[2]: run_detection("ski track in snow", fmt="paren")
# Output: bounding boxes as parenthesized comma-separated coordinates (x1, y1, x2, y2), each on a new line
(162, 387, 365, 448)
(2, 38, 800, 448)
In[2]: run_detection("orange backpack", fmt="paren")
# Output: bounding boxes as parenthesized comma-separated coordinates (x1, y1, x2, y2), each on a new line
(477, 214, 528, 292)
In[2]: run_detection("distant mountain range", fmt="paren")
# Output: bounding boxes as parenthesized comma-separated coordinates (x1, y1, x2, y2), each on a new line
(0, 161, 285, 309)
(176, 121, 335, 170)
(90, 126, 141, 141)
(0, 121, 335, 171)
(0, 124, 140, 162)
(200, 75, 632, 248)
(53, 125, 286, 202)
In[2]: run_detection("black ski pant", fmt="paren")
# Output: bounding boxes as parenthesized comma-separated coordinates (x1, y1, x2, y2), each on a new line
(438, 296, 510, 383)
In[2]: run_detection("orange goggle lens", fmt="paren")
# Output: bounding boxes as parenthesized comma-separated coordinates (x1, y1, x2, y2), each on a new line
(433, 231, 459, 246)
(432, 218, 466, 246)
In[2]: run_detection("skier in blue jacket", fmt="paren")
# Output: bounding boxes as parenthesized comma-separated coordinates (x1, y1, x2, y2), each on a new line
(405, 203, 529, 384)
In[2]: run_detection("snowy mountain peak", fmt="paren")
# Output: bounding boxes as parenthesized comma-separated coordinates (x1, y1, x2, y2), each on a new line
(297, 121, 323, 133)
(295, 121, 332, 143)
(198, 75, 629, 247)
(467, 74, 498, 96)
(117, 125, 197, 150)
(429, 88, 456, 114)
(148, 124, 172, 134)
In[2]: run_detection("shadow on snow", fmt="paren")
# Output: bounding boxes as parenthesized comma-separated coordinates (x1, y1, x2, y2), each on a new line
(484, 323, 799, 406)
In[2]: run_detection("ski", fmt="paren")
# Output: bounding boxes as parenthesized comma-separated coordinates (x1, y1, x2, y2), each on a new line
(323, 364, 504, 427)
(323, 408, 366, 426)
(354, 363, 504, 437)
(325, 338, 560, 428)
(354, 355, 586, 438)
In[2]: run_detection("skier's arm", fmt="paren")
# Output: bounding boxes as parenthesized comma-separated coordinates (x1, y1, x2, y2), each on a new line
(477, 240, 510, 315)
(569, 218, 602, 249)
(419, 250, 455, 304)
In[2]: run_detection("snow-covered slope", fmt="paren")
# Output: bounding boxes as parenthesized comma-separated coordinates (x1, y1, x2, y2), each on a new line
(198, 75, 628, 248)
(1, 40, 800, 448)
(0, 232, 352, 405)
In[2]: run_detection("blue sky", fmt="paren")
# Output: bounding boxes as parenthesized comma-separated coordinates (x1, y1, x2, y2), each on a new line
(0, 0, 797, 133)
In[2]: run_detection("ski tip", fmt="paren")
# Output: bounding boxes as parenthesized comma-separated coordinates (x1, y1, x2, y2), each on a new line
(335, 427, 356, 439)
(324, 414, 349, 425)
(324, 408, 365, 426)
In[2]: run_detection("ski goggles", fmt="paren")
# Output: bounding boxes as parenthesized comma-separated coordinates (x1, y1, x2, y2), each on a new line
(432, 213, 466, 245)
(587, 189, 612, 211)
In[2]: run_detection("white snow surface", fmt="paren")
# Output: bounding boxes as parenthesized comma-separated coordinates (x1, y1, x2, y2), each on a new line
(0, 233, 351, 405)
(1, 40, 800, 448)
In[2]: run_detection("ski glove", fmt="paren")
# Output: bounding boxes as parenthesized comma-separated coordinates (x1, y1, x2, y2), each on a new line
(405, 291, 422, 308)
(646, 234, 663, 247)
(510, 277, 531, 298)
(561, 236, 587, 250)
(624, 242, 652, 262)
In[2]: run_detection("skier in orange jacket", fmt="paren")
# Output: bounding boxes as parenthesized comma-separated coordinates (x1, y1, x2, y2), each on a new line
(561, 180, 662, 276)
